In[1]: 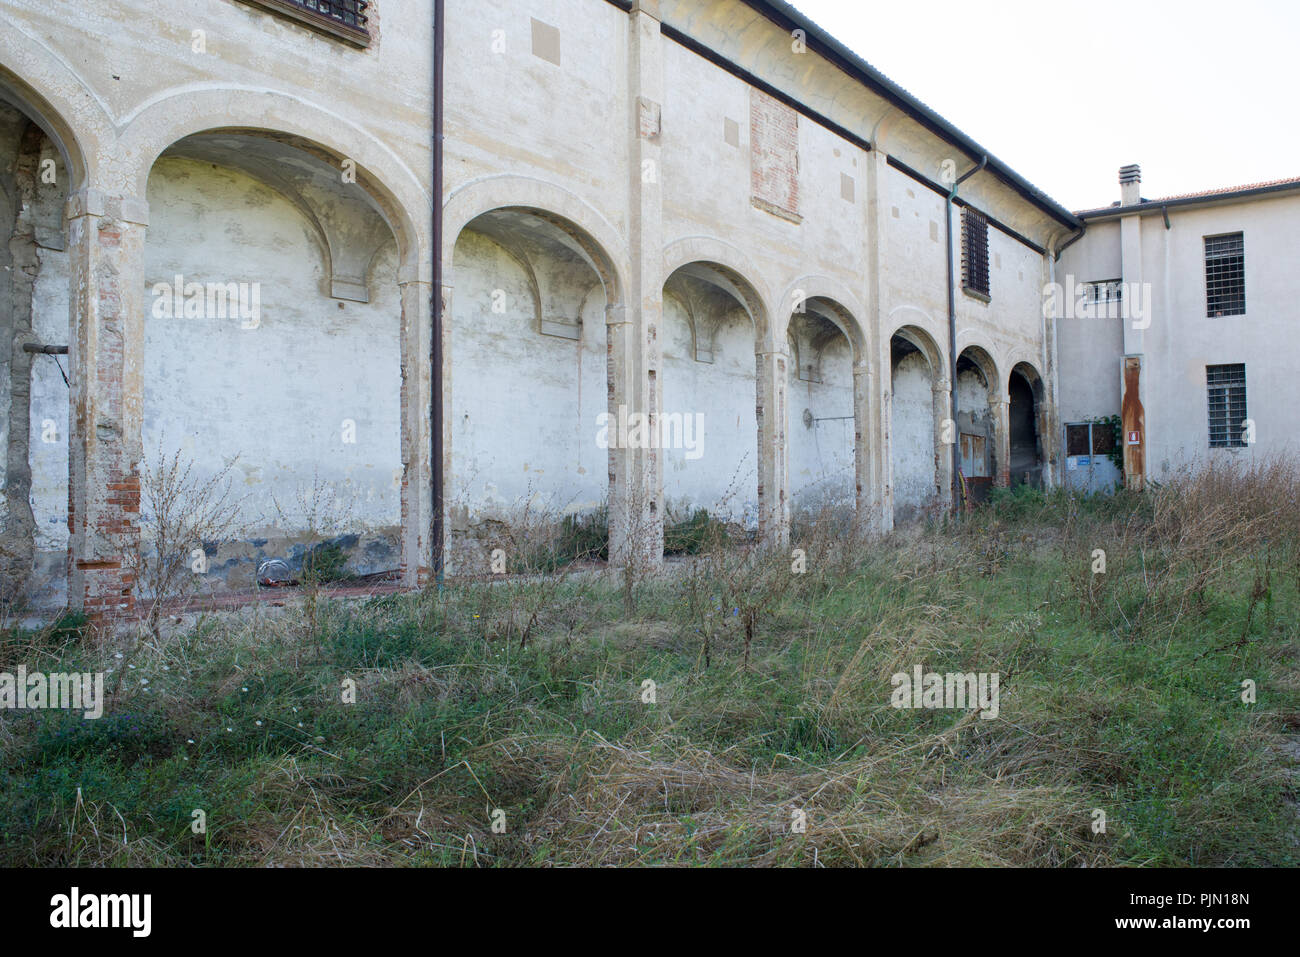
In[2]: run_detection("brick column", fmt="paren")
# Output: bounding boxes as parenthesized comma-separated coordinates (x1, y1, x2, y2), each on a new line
(398, 275, 434, 586)
(66, 189, 147, 619)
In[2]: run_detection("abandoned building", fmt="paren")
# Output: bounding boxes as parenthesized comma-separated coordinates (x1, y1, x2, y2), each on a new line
(1, 0, 1293, 620)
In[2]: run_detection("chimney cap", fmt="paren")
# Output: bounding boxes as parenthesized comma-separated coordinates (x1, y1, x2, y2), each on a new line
(1119, 164, 1142, 184)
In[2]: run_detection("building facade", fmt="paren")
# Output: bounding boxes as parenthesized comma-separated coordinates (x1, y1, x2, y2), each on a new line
(1057, 169, 1300, 492)
(0, 0, 1139, 619)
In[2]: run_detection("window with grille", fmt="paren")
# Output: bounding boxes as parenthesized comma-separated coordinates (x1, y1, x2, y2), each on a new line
(236, 0, 370, 46)
(1066, 424, 1091, 456)
(1083, 280, 1123, 305)
(961, 208, 990, 299)
(1205, 233, 1245, 317)
(1206, 364, 1248, 448)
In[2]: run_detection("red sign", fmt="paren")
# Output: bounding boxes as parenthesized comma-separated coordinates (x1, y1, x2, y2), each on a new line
(1127, 431, 1142, 446)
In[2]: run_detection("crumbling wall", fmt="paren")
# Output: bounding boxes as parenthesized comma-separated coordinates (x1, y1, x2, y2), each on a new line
(1, 108, 69, 610)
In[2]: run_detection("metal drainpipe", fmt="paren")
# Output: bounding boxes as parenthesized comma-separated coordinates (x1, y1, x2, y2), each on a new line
(1049, 225, 1085, 489)
(431, 0, 445, 588)
(946, 155, 986, 512)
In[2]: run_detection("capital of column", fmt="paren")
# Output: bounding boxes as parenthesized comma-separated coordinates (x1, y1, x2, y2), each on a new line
(66, 188, 149, 226)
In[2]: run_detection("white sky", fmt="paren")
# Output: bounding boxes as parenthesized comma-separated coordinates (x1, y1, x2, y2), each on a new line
(788, 0, 1300, 211)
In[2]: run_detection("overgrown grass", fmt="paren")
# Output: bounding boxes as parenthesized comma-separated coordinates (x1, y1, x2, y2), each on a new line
(2, 462, 1298, 867)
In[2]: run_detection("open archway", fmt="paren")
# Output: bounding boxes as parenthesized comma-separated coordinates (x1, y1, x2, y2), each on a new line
(449, 206, 618, 568)
(1009, 362, 1046, 488)
(889, 325, 946, 524)
(141, 131, 407, 592)
(955, 345, 1002, 505)
(787, 297, 857, 517)
(0, 77, 80, 611)
(661, 261, 766, 539)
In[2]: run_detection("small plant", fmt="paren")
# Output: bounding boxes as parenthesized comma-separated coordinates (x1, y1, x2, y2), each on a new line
(122, 447, 244, 639)
(664, 509, 728, 556)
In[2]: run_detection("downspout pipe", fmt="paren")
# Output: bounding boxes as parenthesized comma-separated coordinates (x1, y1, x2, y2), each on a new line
(946, 155, 986, 512)
(431, 0, 445, 588)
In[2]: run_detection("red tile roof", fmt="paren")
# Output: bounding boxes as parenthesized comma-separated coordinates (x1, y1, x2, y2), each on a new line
(1076, 176, 1300, 216)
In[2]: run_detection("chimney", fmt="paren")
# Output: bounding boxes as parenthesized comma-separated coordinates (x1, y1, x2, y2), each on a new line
(1119, 164, 1142, 207)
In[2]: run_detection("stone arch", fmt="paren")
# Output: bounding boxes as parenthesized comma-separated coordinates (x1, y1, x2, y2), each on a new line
(663, 236, 773, 347)
(775, 275, 868, 360)
(446, 189, 626, 571)
(888, 322, 946, 377)
(1007, 360, 1048, 488)
(0, 48, 105, 612)
(0, 27, 111, 190)
(886, 322, 950, 525)
(138, 128, 413, 590)
(114, 87, 427, 273)
(445, 175, 628, 304)
(955, 344, 1004, 499)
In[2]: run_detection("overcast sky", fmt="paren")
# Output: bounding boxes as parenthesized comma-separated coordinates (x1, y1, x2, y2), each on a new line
(788, 0, 1300, 211)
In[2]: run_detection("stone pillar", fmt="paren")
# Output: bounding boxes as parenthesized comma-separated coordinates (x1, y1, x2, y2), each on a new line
(613, 0, 665, 569)
(851, 361, 875, 537)
(606, 302, 637, 565)
(932, 377, 954, 510)
(756, 348, 790, 548)
(993, 391, 1011, 487)
(866, 150, 891, 534)
(398, 273, 434, 586)
(66, 188, 147, 619)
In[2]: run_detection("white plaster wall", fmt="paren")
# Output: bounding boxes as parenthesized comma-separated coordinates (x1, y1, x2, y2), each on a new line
(661, 295, 758, 526)
(449, 229, 607, 525)
(444, 0, 629, 234)
(891, 351, 936, 518)
(1140, 196, 1300, 477)
(1057, 219, 1124, 425)
(788, 337, 854, 510)
(28, 246, 70, 549)
(142, 158, 402, 575)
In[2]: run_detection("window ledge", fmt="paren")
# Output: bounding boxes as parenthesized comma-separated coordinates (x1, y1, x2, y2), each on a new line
(962, 286, 991, 304)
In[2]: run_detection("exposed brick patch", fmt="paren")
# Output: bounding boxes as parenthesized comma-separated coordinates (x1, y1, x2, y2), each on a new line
(750, 89, 801, 223)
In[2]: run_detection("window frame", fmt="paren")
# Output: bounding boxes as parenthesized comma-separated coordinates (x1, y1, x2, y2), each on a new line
(1206, 363, 1249, 449)
(961, 207, 991, 302)
(1204, 232, 1246, 318)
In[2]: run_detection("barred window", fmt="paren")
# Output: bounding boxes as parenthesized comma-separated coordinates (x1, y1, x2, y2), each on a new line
(1083, 280, 1123, 305)
(236, 0, 370, 45)
(961, 208, 990, 299)
(1205, 233, 1245, 317)
(1066, 424, 1091, 456)
(1206, 364, 1248, 448)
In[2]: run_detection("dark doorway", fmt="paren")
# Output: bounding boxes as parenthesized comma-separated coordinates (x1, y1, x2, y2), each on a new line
(1008, 368, 1042, 488)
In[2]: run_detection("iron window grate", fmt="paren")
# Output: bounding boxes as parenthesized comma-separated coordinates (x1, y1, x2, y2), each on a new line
(961, 208, 990, 299)
(1205, 233, 1245, 317)
(1083, 280, 1123, 305)
(292, 0, 367, 28)
(236, 0, 370, 45)
(1206, 363, 1248, 448)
